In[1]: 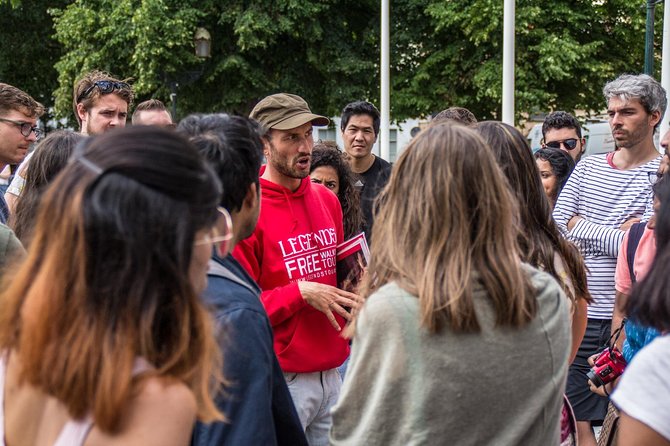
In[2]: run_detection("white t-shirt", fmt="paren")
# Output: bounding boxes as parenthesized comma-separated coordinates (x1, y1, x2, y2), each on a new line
(611, 334, 670, 441)
(5, 150, 33, 198)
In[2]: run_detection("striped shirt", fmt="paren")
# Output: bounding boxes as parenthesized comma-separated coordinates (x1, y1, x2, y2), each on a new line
(553, 153, 659, 319)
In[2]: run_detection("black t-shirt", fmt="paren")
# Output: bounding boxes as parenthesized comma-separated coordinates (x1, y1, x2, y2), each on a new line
(353, 155, 392, 244)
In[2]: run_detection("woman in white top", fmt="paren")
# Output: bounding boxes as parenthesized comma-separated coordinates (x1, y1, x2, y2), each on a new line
(0, 126, 228, 445)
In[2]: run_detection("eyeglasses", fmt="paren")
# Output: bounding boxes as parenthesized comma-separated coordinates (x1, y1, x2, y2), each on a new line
(76, 80, 131, 103)
(0, 118, 43, 139)
(195, 207, 234, 258)
(648, 171, 663, 184)
(544, 138, 579, 151)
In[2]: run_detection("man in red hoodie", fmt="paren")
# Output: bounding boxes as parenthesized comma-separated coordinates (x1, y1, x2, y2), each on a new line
(233, 93, 361, 445)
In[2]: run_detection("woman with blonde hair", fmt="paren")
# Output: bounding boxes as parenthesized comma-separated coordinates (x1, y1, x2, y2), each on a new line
(0, 126, 226, 445)
(330, 123, 571, 445)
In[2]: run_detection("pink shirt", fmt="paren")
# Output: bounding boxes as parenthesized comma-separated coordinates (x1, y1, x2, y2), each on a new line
(615, 226, 656, 295)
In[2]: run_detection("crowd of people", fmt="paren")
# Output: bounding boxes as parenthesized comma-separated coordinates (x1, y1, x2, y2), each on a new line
(0, 68, 667, 446)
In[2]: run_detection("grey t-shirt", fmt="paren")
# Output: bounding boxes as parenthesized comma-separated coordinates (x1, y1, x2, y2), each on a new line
(330, 265, 570, 446)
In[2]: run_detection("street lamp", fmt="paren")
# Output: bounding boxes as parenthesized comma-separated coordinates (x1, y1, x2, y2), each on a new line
(194, 27, 212, 58)
(169, 27, 211, 119)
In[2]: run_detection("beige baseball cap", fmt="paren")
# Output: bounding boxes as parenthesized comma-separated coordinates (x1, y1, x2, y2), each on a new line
(250, 93, 329, 130)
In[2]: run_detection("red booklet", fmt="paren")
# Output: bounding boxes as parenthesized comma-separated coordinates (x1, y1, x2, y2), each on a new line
(336, 232, 370, 292)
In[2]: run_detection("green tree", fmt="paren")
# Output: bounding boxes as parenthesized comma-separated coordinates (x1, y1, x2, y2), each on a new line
(7, 0, 665, 125)
(0, 0, 70, 119)
(390, 0, 657, 122)
(50, 0, 380, 122)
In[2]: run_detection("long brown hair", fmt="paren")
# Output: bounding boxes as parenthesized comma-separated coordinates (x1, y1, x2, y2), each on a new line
(475, 121, 591, 305)
(0, 127, 223, 432)
(358, 123, 535, 334)
(10, 130, 84, 246)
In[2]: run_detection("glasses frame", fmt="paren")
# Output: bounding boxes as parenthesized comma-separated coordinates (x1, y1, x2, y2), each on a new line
(0, 118, 42, 139)
(76, 80, 131, 104)
(195, 207, 234, 258)
(543, 138, 579, 151)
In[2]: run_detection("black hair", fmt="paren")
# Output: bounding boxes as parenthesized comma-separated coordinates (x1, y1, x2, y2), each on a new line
(534, 147, 576, 201)
(541, 111, 582, 139)
(627, 175, 670, 331)
(311, 141, 364, 239)
(340, 101, 380, 136)
(10, 130, 85, 245)
(177, 114, 264, 213)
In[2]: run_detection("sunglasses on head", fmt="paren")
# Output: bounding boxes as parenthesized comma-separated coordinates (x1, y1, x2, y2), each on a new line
(544, 138, 579, 151)
(77, 80, 130, 103)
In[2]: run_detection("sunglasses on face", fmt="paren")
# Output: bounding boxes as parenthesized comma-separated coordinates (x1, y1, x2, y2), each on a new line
(544, 138, 579, 151)
(0, 118, 43, 139)
(76, 80, 130, 103)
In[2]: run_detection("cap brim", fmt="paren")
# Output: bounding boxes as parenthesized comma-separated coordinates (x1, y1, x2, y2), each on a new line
(271, 113, 330, 130)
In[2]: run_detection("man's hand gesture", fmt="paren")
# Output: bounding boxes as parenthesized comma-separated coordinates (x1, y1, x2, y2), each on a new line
(298, 282, 362, 331)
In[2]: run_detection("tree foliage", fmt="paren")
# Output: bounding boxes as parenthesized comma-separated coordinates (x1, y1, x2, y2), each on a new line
(0, 0, 69, 115)
(391, 0, 658, 122)
(1, 0, 665, 125)
(48, 0, 379, 122)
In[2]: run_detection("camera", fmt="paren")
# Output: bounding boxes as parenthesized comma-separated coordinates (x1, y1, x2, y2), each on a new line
(586, 347, 627, 388)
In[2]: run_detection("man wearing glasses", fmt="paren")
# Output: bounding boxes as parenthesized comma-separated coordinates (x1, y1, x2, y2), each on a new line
(541, 111, 586, 163)
(553, 74, 665, 446)
(4, 71, 134, 214)
(73, 70, 133, 136)
(0, 83, 44, 223)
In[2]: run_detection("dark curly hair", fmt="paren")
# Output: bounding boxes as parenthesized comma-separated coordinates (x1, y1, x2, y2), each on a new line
(541, 111, 582, 139)
(311, 141, 364, 239)
(534, 147, 576, 203)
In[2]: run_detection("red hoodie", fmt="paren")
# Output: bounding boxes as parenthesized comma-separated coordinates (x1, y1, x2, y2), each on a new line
(232, 166, 349, 373)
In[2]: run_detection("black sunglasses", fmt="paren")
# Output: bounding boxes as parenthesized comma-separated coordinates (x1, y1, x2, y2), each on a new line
(76, 80, 130, 103)
(0, 118, 43, 139)
(544, 138, 579, 151)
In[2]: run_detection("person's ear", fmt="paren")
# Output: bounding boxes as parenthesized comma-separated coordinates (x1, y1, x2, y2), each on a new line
(262, 138, 272, 159)
(649, 110, 662, 129)
(76, 103, 88, 124)
(243, 182, 259, 211)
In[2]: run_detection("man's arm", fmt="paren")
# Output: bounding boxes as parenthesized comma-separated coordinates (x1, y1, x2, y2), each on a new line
(555, 161, 630, 257)
(193, 308, 306, 446)
(567, 218, 627, 258)
(232, 236, 307, 327)
(232, 234, 361, 330)
(552, 161, 583, 235)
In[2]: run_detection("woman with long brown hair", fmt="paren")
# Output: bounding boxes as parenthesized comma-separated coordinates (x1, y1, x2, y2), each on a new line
(476, 121, 590, 362)
(9, 130, 84, 246)
(330, 123, 571, 445)
(0, 126, 226, 445)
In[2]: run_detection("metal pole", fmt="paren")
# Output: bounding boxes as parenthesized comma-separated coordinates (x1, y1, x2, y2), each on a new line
(380, 0, 390, 160)
(660, 0, 670, 139)
(502, 0, 515, 125)
(645, 0, 657, 75)
(170, 82, 178, 121)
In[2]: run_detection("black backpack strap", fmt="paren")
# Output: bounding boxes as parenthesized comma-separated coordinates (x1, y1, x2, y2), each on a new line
(207, 259, 260, 294)
(626, 222, 647, 284)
